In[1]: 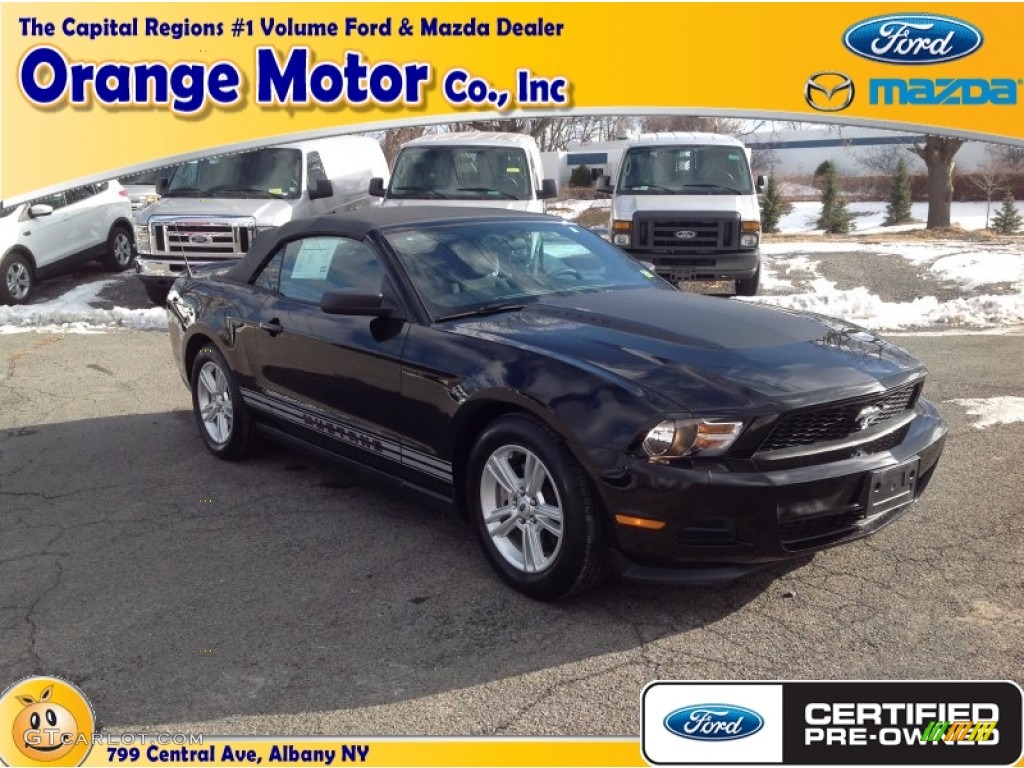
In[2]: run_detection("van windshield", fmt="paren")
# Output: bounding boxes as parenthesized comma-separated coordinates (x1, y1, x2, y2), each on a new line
(618, 145, 753, 195)
(120, 167, 174, 186)
(389, 146, 533, 201)
(166, 148, 302, 199)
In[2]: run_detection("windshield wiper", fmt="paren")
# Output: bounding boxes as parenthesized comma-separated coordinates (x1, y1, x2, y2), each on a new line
(164, 187, 215, 197)
(436, 302, 526, 321)
(457, 187, 519, 200)
(206, 186, 286, 199)
(392, 186, 448, 199)
(621, 184, 678, 194)
(680, 183, 745, 194)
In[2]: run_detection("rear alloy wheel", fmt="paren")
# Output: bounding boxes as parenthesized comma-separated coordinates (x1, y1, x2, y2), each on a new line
(102, 225, 135, 271)
(735, 265, 760, 297)
(0, 252, 34, 305)
(469, 415, 609, 600)
(190, 346, 254, 460)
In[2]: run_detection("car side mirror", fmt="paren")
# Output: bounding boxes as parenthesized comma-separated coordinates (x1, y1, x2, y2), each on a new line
(155, 176, 169, 195)
(320, 290, 393, 317)
(309, 177, 334, 200)
(596, 175, 614, 195)
(28, 204, 53, 218)
(368, 177, 387, 197)
(537, 179, 558, 200)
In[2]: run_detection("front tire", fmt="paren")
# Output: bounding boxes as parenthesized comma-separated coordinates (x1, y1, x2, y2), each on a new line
(190, 345, 255, 460)
(735, 265, 760, 297)
(467, 414, 609, 600)
(0, 251, 34, 305)
(102, 224, 135, 271)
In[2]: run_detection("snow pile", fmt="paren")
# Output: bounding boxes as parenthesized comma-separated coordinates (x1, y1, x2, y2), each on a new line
(948, 397, 1024, 429)
(928, 252, 1024, 290)
(0, 280, 167, 334)
(547, 199, 610, 220)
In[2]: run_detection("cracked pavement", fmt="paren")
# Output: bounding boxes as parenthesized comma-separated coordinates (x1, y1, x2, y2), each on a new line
(1, 330, 1021, 736)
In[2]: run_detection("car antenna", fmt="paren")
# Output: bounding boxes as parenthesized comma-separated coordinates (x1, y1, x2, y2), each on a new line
(171, 222, 195, 278)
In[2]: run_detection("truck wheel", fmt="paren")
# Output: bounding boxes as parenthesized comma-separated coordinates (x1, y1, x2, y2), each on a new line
(735, 266, 760, 297)
(144, 283, 170, 306)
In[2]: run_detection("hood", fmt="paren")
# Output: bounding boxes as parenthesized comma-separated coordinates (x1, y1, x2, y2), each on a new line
(137, 196, 296, 224)
(447, 288, 924, 413)
(382, 198, 538, 212)
(614, 193, 760, 221)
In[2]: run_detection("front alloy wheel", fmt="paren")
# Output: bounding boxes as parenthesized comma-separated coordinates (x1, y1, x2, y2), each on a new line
(190, 346, 254, 459)
(480, 445, 564, 574)
(2, 255, 33, 304)
(469, 414, 610, 600)
(196, 361, 234, 445)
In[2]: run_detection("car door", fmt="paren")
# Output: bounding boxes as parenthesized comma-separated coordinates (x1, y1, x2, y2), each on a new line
(21, 191, 71, 269)
(246, 234, 410, 474)
(61, 185, 105, 255)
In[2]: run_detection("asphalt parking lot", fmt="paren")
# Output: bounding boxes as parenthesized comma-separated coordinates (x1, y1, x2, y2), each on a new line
(1, 327, 1022, 736)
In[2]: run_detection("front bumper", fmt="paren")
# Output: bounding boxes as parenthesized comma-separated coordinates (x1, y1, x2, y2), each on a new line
(626, 249, 760, 282)
(136, 257, 221, 285)
(600, 398, 947, 583)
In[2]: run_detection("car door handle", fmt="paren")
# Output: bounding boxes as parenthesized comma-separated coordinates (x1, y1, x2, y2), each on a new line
(259, 319, 283, 336)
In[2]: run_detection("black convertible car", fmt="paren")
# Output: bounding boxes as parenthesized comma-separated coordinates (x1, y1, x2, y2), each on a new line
(167, 208, 947, 600)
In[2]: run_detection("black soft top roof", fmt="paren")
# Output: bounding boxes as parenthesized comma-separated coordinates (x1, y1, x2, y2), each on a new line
(224, 206, 557, 283)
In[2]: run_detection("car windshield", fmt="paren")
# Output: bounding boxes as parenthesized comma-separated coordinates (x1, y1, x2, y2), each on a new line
(384, 220, 673, 320)
(166, 148, 302, 199)
(389, 146, 533, 201)
(618, 145, 753, 194)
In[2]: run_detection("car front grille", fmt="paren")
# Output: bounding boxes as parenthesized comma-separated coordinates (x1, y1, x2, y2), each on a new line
(759, 383, 921, 453)
(148, 217, 255, 258)
(631, 211, 740, 253)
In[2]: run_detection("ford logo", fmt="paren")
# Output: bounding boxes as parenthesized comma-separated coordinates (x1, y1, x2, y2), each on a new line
(189, 233, 211, 244)
(674, 230, 697, 239)
(843, 14, 983, 64)
(664, 704, 764, 741)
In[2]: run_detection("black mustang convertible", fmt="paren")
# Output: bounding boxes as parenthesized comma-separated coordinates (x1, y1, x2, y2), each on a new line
(167, 208, 947, 599)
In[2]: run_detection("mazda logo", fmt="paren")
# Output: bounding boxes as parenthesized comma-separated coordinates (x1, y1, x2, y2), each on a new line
(674, 230, 697, 239)
(188, 233, 211, 244)
(805, 72, 855, 112)
(855, 405, 884, 431)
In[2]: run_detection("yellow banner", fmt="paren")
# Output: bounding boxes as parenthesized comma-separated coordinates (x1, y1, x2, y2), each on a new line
(2, 2, 1024, 200)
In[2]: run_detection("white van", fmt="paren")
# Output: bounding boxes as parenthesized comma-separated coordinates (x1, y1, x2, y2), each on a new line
(369, 132, 557, 211)
(135, 136, 389, 305)
(597, 133, 764, 296)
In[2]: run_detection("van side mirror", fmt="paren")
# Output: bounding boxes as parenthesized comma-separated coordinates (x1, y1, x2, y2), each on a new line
(155, 177, 169, 195)
(28, 204, 53, 219)
(537, 179, 558, 200)
(368, 177, 386, 197)
(596, 176, 614, 195)
(756, 175, 766, 192)
(309, 177, 334, 200)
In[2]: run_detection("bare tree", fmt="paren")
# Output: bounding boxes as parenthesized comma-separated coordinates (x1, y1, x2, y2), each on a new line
(969, 147, 1007, 229)
(379, 125, 429, 165)
(639, 115, 744, 135)
(989, 143, 1024, 172)
(856, 144, 915, 176)
(912, 136, 965, 229)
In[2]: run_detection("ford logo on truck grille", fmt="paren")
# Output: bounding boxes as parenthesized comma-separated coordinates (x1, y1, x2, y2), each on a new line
(188, 233, 211, 244)
(664, 704, 764, 741)
(674, 230, 697, 239)
(843, 14, 983, 64)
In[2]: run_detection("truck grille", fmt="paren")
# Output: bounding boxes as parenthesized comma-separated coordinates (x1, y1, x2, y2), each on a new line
(632, 211, 740, 252)
(759, 383, 921, 453)
(148, 217, 255, 258)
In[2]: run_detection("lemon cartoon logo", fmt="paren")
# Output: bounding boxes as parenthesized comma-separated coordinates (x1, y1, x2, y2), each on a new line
(0, 677, 95, 767)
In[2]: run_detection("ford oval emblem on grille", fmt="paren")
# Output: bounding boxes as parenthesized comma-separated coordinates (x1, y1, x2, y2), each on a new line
(843, 14, 983, 64)
(664, 704, 764, 741)
(189, 233, 211, 244)
(675, 230, 697, 239)
(855, 404, 884, 430)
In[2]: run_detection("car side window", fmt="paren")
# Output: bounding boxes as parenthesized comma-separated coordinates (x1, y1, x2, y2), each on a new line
(254, 250, 283, 292)
(272, 236, 385, 305)
(34, 191, 67, 211)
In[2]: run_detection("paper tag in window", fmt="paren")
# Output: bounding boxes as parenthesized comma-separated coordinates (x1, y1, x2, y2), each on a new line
(291, 238, 334, 280)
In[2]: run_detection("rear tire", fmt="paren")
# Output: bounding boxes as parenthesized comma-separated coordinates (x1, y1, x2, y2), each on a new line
(0, 251, 34, 305)
(102, 224, 135, 271)
(467, 414, 610, 600)
(190, 345, 255, 460)
(735, 265, 760, 297)
(144, 282, 170, 306)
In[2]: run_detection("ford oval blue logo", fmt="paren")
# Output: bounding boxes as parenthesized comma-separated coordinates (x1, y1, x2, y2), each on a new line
(664, 704, 764, 741)
(843, 14, 983, 65)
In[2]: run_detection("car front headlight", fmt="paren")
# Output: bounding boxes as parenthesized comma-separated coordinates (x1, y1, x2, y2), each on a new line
(134, 224, 150, 253)
(642, 419, 744, 459)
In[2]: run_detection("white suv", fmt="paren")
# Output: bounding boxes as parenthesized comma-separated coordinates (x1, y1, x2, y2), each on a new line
(1, 181, 135, 304)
